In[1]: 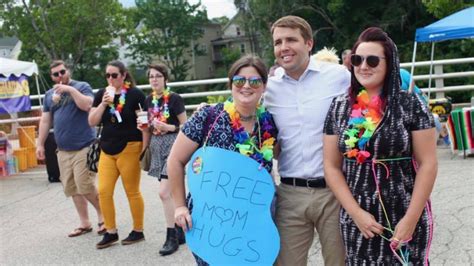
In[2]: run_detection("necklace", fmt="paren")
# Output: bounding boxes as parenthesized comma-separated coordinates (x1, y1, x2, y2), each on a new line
(109, 82, 130, 123)
(223, 99, 275, 165)
(343, 89, 383, 163)
(237, 111, 255, 122)
(151, 87, 170, 122)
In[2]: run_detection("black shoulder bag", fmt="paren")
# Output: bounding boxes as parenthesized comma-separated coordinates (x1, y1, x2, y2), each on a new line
(87, 125, 102, 173)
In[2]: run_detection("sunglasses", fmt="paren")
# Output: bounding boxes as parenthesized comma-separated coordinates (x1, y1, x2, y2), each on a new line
(232, 75, 263, 89)
(105, 73, 120, 79)
(52, 69, 66, 77)
(351, 54, 386, 68)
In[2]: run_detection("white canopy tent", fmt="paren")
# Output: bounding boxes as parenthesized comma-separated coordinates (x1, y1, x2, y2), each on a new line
(0, 58, 42, 107)
(0, 58, 42, 136)
(0, 58, 39, 77)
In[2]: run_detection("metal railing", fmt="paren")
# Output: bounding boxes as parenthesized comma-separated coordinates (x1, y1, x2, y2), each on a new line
(1, 57, 473, 125)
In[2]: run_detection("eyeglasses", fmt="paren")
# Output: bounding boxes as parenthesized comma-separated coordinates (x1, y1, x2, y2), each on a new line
(149, 74, 163, 79)
(232, 75, 263, 89)
(52, 69, 66, 77)
(351, 54, 386, 68)
(105, 73, 120, 79)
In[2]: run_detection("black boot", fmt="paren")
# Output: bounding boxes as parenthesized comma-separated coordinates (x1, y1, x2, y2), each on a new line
(159, 228, 179, 256)
(121, 230, 145, 245)
(96, 232, 119, 249)
(175, 224, 186, 245)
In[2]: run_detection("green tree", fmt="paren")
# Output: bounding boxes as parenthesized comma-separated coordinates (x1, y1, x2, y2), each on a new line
(234, 0, 472, 103)
(127, 0, 208, 81)
(422, 0, 471, 18)
(238, 0, 437, 63)
(0, 0, 128, 89)
(1, 0, 126, 69)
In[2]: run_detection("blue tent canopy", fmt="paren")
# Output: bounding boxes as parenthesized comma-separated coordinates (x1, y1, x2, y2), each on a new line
(415, 6, 474, 42)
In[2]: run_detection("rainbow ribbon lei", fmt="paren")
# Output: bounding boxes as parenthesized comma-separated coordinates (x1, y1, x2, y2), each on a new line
(108, 81, 130, 115)
(343, 89, 383, 163)
(223, 99, 275, 165)
(151, 87, 170, 123)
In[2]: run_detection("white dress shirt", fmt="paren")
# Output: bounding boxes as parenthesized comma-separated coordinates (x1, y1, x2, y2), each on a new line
(264, 60, 350, 179)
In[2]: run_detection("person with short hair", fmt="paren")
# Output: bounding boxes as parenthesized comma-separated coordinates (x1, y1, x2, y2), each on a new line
(323, 27, 437, 264)
(399, 68, 428, 105)
(341, 49, 352, 70)
(88, 60, 148, 249)
(137, 64, 187, 256)
(264, 15, 350, 266)
(36, 60, 105, 238)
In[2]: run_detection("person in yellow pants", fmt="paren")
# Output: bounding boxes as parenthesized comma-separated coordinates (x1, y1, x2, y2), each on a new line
(88, 60, 149, 249)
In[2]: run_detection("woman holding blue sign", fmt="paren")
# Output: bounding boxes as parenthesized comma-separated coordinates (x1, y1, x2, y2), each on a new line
(168, 55, 279, 265)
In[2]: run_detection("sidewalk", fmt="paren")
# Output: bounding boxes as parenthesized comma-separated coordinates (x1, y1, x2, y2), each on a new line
(0, 148, 473, 265)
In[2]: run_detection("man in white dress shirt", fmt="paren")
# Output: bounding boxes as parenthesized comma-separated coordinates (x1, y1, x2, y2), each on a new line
(264, 16, 350, 266)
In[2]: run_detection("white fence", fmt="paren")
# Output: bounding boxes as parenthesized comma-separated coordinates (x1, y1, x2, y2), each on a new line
(1, 57, 473, 125)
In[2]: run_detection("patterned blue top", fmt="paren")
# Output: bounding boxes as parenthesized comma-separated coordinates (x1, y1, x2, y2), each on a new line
(181, 103, 278, 173)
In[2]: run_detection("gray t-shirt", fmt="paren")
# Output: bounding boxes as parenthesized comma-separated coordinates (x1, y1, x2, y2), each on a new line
(43, 80, 95, 150)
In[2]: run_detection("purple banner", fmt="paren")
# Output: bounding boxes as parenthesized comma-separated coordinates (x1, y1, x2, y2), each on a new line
(0, 74, 31, 114)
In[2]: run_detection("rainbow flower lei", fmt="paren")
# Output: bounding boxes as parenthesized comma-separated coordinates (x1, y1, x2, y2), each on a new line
(223, 99, 275, 165)
(109, 81, 130, 115)
(151, 87, 170, 122)
(343, 89, 383, 163)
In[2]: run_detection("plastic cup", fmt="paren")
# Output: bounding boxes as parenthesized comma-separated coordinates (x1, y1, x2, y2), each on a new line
(106, 87, 116, 97)
(52, 92, 61, 103)
(138, 111, 148, 128)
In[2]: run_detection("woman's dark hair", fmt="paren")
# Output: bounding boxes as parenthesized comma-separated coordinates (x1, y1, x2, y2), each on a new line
(349, 27, 399, 106)
(106, 60, 136, 87)
(227, 55, 268, 88)
(147, 64, 169, 88)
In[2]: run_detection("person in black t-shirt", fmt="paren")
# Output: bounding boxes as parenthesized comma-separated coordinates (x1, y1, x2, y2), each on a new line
(88, 60, 149, 249)
(137, 64, 187, 256)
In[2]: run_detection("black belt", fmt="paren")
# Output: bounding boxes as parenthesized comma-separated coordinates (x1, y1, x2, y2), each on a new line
(281, 177, 326, 188)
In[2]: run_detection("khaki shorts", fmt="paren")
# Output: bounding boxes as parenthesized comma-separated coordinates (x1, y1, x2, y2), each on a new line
(57, 146, 96, 197)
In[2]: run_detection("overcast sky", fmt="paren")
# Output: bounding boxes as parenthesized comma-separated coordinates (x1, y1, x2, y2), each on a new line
(119, 0, 238, 19)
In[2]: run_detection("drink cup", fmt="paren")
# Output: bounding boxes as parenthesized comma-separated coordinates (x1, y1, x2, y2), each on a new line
(52, 92, 61, 103)
(106, 87, 116, 97)
(138, 111, 148, 128)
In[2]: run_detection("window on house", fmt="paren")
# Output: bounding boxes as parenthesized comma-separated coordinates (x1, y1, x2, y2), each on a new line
(240, 44, 245, 53)
(236, 27, 241, 36)
(200, 44, 208, 54)
(165, 28, 172, 38)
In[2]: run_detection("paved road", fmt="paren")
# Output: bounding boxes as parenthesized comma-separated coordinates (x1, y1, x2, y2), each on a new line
(1, 148, 473, 265)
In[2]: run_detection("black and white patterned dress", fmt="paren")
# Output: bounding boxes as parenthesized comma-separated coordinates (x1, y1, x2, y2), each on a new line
(324, 90, 435, 265)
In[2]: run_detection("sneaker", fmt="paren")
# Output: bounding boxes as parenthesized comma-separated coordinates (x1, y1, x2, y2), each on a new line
(96, 232, 119, 249)
(121, 230, 145, 245)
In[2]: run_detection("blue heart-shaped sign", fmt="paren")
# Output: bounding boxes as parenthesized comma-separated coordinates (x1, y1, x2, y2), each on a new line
(186, 146, 280, 265)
